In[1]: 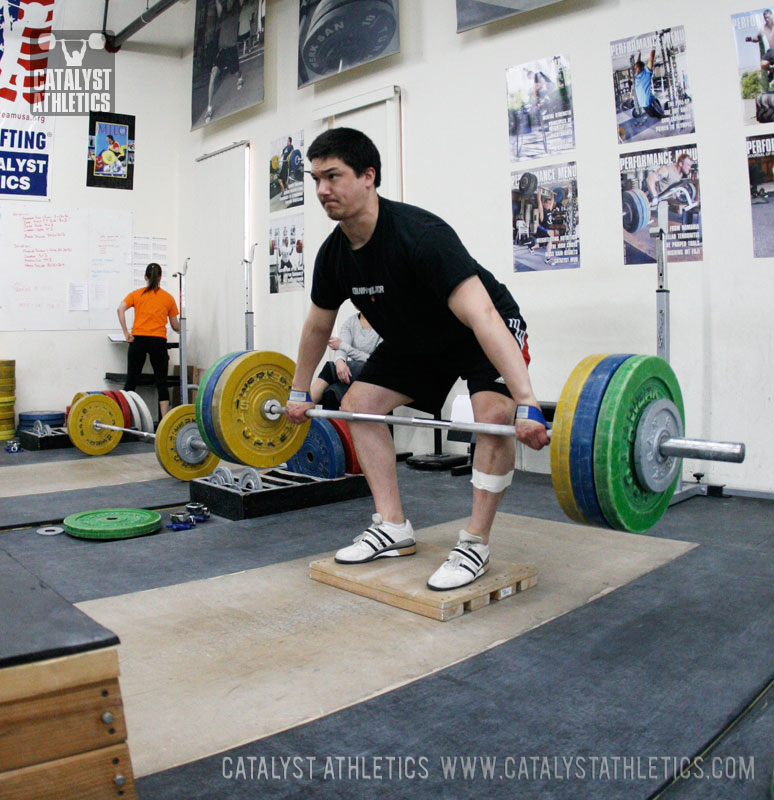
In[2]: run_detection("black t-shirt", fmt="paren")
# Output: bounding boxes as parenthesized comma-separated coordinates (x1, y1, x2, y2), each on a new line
(311, 197, 524, 356)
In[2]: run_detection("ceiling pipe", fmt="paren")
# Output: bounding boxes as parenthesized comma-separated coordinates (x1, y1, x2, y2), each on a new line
(103, 0, 183, 52)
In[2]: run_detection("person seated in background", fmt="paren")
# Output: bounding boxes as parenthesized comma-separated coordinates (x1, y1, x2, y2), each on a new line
(310, 311, 381, 408)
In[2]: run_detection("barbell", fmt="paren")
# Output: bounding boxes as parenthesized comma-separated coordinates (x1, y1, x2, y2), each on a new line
(67, 394, 220, 481)
(67, 350, 745, 533)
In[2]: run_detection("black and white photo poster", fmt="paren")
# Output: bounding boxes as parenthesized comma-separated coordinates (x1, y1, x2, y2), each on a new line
(192, 0, 265, 130)
(456, 0, 566, 33)
(298, 0, 399, 88)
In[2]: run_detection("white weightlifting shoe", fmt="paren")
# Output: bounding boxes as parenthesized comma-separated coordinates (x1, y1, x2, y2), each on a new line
(427, 531, 489, 591)
(334, 514, 416, 564)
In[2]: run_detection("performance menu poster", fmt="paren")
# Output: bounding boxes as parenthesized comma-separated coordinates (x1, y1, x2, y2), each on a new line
(619, 144, 702, 265)
(506, 55, 575, 162)
(731, 9, 774, 125)
(747, 133, 774, 257)
(511, 161, 579, 273)
(611, 27, 695, 144)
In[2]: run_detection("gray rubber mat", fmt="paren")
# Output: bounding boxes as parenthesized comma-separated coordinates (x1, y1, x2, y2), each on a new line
(0, 478, 189, 531)
(0, 440, 150, 467)
(0, 550, 118, 668)
(135, 541, 774, 799)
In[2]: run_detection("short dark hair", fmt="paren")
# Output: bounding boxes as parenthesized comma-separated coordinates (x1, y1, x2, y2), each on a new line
(307, 128, 381, 187)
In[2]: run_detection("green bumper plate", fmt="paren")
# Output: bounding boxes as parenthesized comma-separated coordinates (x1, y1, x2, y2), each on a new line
(593, 356, 684, 532)
(64, 509, 163, 540)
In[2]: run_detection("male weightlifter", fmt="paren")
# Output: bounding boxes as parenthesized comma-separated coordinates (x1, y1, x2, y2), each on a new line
(286, 128, 548, 591)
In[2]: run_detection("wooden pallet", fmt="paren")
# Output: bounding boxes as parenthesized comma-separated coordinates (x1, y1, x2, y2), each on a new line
(310, 544, 537, 621)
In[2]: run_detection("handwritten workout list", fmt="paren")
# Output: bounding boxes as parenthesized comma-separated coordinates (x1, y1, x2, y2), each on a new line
(0, 206, 133, 331)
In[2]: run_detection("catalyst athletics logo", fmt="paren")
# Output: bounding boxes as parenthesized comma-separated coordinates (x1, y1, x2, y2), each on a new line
(27, 29, 115, 115)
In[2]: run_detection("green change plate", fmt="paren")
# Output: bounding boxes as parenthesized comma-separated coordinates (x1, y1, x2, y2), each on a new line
(593, 356, 684, 532)
(64, 508, 162, 540)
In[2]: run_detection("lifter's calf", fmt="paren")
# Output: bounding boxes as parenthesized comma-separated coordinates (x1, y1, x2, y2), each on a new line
(467, 392, 517, 544)
(340, 383, 410, 525)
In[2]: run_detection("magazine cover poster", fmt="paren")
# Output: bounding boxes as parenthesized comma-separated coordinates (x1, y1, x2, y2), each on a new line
(269, 215, 304, 294)
(298, 0, 399, 88)
(512, 162, 579, 272)
(611, 27, 694, 144)
(507, 55, 575, 162)
(619, 144, 701, 265)
(747, 134, 774, 256)
(86, 112, 135, 190)
(191, 0, 265, 130)
(456, 0, 566, 33)
(732, 9, 774, 125)
(270, 130, 304, 213)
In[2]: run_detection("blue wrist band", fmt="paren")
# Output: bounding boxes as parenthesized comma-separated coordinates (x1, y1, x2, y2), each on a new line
(289, 390, 312, 403)
(516, 405, 549, 428)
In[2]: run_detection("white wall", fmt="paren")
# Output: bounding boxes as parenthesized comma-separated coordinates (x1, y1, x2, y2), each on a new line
(1, 0, 187, 416)
(3, 0, 771, 492)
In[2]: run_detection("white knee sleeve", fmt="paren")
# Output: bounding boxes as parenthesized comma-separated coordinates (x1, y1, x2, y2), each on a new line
(471, 468, 514, 493)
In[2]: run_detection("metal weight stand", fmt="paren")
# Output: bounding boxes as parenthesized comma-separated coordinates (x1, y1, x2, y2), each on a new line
(651, 202, 701, 504)
(244, 243, 257, 351)
(172, 259, 195, 404)
(651, 204, 768, 502)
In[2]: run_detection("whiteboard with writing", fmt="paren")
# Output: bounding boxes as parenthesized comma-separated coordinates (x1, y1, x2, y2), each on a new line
(0, 205, 132, 331)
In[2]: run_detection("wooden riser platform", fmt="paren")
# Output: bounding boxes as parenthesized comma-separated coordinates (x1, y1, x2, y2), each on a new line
(310, 544, 537, 621)
(0, 648, 137, 799)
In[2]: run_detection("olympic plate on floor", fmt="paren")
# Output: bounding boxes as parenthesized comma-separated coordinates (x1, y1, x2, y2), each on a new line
(67, 394, 123, 455)
(286, 418, 346, 479)
(569, 354, 634, 527)
(593, 356, 684, 532)
(197, 352, 246, 462)
(119, 390, 142, 431)
(212, 351, 310, 468)
(18, 410, 65, 423)
(63, 508, 162, 540)
(105, 390, 133, 429)
(550, 354, 609, 524)
(328, 417, 361, 474)
(155, 403, 219, 481)
(127, 391, 154, 433)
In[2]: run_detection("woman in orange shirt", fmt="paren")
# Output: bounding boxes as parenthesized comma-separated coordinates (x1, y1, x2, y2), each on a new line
(117, 263, 180, 420)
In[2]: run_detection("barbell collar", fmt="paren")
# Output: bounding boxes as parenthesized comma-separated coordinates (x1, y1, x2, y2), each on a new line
(263, 401, 745, 464)
(92, 419, 209, 450)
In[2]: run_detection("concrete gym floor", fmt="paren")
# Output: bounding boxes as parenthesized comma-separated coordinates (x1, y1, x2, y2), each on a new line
(0, 441, 772, 799)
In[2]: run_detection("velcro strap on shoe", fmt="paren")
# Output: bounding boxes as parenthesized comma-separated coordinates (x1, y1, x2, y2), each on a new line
(369, 526, 395, 546)
(452, 546, 483, 568)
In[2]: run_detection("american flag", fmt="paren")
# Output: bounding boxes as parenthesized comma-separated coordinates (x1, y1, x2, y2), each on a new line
(0, 0, 57, 105)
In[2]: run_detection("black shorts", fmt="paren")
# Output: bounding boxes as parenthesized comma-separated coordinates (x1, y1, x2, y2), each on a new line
(214, 45, 240, 74)
(356, 316, 530, 414)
